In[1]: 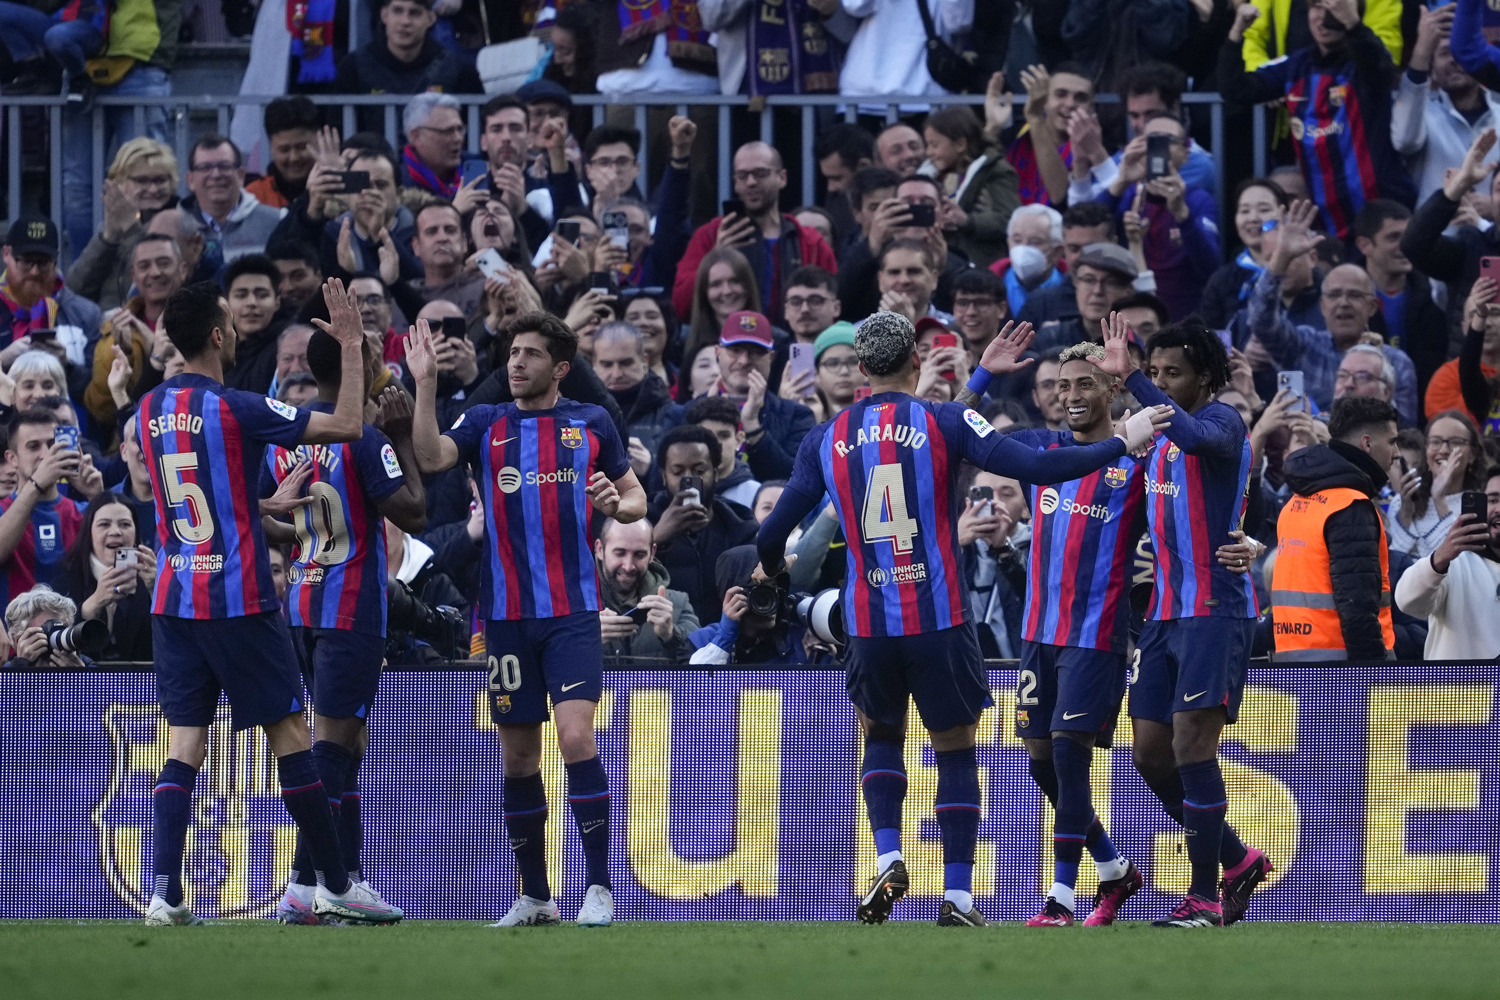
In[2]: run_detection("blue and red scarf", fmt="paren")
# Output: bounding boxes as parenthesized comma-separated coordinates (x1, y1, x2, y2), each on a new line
(288, 0, 337, 85)
(747, 0, 838, 95)
(618, 0, 715, 75)
(403, 145, 460, 199)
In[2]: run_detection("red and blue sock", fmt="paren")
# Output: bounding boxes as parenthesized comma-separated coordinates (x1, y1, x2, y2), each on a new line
(1050, 737, 1094, 909)
(860, 740, 906, 866)
(291, 740, 352, 887)
(504, 771, 550, 901)
(566, 756, 611, 890)
(1144, 767, 1248, 869)
(935, 746, 980, 909)
(151, 758, 198, 907)
(340, 777, 363, 883)
(1028, 754, 1124, 875)
(1179, 759, 1228, 901)
(278, 749, 350, 895)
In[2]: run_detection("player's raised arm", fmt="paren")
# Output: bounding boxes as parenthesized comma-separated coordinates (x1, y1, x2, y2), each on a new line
(301, 278, 366, 445)
(373, 385, 429, 535)
(403, 318, 461, 474)
(956, 320, 1036, 408)
(957, 399, 1168, 483)
(754, 432, 824, 577)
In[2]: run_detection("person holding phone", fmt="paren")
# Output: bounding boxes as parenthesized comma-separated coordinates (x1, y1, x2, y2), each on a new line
(593, 517, 698, 662)
(55, 491, 155, 661)
(1395, 465, 1500, 658)
(672, 141, 837, 328)
(1098, 112, 1219, 321)
(0, 410, 85, 608)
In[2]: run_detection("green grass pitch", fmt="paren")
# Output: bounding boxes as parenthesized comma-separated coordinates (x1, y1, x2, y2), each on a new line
(4, 921, 1499, 999)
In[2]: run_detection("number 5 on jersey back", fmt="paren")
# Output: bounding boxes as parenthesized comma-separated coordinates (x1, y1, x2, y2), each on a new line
(861, 463, 919, 553)
(159, 453, 215, 544)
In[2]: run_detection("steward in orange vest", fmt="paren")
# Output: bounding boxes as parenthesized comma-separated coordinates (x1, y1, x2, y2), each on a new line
(1271, 401, 1399, 661)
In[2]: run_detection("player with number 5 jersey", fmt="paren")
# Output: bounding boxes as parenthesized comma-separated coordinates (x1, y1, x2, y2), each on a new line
(756, 314, 1168, 928)
(134, 279, 403, 928)
(408, 311, 647, 930)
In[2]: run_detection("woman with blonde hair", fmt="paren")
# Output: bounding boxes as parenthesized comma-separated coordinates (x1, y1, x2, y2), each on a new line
(67, 138, 181, 311)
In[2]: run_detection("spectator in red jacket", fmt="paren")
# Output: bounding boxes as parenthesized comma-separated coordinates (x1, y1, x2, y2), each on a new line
(673, 141, 837, 328)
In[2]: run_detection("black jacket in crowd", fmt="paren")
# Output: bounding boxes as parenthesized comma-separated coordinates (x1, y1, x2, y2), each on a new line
(332, 37, 482, 133)
(1401, 187, 1500, 347)
(53, 560, 153, 663)
(646, 494, 758, 625)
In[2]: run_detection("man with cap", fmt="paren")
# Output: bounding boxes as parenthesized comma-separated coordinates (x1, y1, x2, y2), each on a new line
(331, 0, 481, 134)
(1035, 242, 1143, 354)
(518, 79, 584, 188)
(0, 216, 100, 373)
(715, 310, 815, 480)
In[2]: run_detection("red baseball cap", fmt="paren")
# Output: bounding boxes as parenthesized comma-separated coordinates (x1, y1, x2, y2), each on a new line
(720, 310, 774, 349)
(913, 317, 952, 340)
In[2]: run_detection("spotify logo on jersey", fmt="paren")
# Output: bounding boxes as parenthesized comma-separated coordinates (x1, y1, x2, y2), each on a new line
(497, 467, 523, 494)
(1038, 487, 1060, 515)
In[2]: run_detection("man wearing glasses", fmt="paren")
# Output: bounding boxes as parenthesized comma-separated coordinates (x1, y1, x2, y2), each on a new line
(1249, 198, 1420, 424)
(180, 135, 286, 264)
(0, 216, 100, 362)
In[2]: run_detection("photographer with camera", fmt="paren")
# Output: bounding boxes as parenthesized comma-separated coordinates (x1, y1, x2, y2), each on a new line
(384, 519, 470, 666)
(2, 585, 105, 669)
(594, 518, 698, 663)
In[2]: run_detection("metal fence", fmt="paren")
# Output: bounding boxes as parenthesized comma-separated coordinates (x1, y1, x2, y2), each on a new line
(6, 90, 1270, 238)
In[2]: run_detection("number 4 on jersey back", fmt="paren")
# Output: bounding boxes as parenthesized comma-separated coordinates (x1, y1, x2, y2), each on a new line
(861, 463, 919, 553)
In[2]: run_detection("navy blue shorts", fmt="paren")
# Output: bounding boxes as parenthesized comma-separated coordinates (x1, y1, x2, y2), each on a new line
(153, 612, 304, 731)
(1129, 617, 1255, 725)
(484, 612, 603, 724)
(846, 623, 991, 734)
(292, 626, 385, 721)
(1015, 641, 1128, 740)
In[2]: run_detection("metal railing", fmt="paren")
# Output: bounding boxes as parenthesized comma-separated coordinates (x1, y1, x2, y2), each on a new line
(5, 90, 1269, 239)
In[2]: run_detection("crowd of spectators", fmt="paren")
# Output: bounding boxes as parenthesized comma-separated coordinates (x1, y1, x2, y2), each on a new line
(1, 0, 1500, 664)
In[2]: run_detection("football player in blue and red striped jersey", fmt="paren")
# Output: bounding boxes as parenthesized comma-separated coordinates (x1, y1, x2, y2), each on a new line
(756, 314, 1168, 926)
(263, 328, 428, 925)
(986, 340, 1149, 928)
(136, 278, 402, 926)
(1089, 311, 1273, 928)
(408, 310, 647, 928)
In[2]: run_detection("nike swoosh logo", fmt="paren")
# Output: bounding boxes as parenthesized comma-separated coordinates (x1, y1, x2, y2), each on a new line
(581, 820, 605, 834)
(1061, 711, 1087, 721)
(560, 681, 586, 692)
(492, 435, 517, 447)
(1184, 690, 1208, 702)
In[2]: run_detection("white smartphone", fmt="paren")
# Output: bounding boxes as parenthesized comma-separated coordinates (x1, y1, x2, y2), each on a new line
(476, 248, 511, 281)
(1278, 370, 1306, 413)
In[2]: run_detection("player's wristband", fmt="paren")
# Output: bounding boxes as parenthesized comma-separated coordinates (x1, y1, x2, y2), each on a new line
(965, 368, 994, 397)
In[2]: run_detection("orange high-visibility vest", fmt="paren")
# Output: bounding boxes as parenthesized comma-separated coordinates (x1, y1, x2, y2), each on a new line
(1271, 486, 1394, 660)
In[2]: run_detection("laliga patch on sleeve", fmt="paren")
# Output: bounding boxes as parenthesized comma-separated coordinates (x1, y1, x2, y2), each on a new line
(963, 407, 994, 438)
(450, 413, 466, 430)
(267, 397, 299, 421)
(381, 443, 403, 480)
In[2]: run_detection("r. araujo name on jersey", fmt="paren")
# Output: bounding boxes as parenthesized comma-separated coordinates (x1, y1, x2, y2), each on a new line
(138, 375, 310, 619)
(263, 402, 405, 637)
(815, 398, 969, 638)
(444, 399, 629, 622)
(1142, 427, 1258, 621)
(1014, 431, 1147, 653)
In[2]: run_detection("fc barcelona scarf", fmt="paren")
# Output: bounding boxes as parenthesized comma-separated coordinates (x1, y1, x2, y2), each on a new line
(747, 0, 838, 95)
(288, 0, 337, 85)
(617, 0, 715, 76)
(403, 145, 460, 199)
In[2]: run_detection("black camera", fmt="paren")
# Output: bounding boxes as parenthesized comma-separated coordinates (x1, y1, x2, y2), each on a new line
(386, 580, 467, 660)
(43, 618, 107, 656)
(745, 579, 845, 645)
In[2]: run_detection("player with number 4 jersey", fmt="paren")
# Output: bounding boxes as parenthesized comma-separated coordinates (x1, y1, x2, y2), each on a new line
(260, 329, 428, 925)
(135, 279, 402, 928)
(757, 314, 1169, 928)
(408, 311, 647, 930)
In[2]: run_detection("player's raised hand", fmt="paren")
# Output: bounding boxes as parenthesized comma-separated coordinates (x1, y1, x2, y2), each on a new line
(976, 320, 1035, 376)
(403, 318, 438, 386)
(586, 470, 622, 516)
(261, 459, 316, 517)
(316, 277, 363, 347)
(376, 384, 414, 438)
(1092, 311, 1139, 379)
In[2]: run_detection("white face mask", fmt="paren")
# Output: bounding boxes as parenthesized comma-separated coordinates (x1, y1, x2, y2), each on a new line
(1009, 244, 1051, 287)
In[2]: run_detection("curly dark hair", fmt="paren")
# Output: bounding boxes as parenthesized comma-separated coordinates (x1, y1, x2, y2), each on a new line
(1146, 316, 1231, 395)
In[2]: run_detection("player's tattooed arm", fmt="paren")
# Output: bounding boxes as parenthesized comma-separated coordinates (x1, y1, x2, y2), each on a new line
(403, 318, 462, 473)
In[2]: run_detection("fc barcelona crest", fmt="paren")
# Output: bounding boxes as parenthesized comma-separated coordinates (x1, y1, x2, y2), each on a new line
(560, 426, 584, 449)
(1105, 466, 1128, 488)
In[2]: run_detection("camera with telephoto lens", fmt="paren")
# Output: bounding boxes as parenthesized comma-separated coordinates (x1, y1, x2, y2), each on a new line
(385, 580, 466, 659)
(43, 618, 107, 656)
(745, 577, 846, 645)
